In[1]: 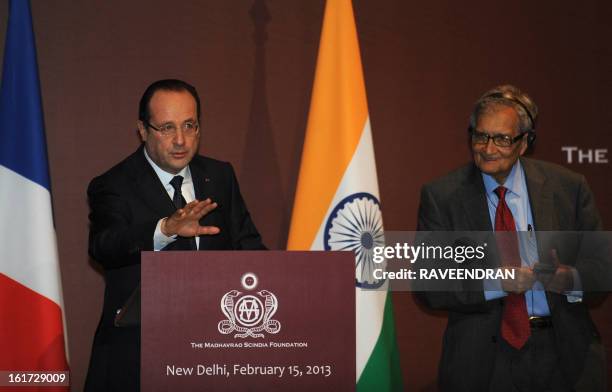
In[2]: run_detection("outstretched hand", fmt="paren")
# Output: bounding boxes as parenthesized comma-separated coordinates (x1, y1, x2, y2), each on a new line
(161, 198, 220, 237)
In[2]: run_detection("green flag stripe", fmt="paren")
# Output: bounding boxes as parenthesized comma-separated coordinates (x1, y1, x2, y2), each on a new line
(357, 293, 403, 391)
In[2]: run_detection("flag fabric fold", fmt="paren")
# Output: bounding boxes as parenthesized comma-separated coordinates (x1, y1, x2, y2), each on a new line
(287, 0, 403, 390)
(0, 0, 69, 387)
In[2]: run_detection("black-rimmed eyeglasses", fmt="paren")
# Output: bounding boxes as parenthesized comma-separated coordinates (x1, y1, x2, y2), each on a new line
(470, 129, 525, 147)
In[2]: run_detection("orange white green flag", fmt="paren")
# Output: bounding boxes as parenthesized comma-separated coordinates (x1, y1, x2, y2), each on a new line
(287, 0, 403, 390)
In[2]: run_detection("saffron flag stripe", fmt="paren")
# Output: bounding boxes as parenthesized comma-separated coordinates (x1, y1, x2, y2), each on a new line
(287, 0, 367, 251)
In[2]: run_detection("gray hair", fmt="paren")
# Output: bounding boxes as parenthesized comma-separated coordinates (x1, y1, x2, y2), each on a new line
(468, 84, 538, 134)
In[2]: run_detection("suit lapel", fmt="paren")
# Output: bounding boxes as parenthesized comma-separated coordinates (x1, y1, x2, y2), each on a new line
(129, 146, 176, 218)
(521, 158, 554, 231)
(457, 159, 555, 231)
(189, 158, 217, 251)
(460, 164, 493, 231)
(190, 158, 213, 202)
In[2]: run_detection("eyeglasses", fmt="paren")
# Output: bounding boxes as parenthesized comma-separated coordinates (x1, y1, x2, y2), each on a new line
(470, 129, 525, 147)
(146, 121, 200, 137)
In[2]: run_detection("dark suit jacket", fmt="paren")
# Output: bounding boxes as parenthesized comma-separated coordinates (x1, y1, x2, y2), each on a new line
(417, 157, 606, 392)
(84, 146, 265, 391)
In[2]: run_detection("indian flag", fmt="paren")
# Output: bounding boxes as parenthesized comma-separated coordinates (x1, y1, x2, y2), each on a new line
(0, 0, 69, 388)
(287, 0, 403, 390)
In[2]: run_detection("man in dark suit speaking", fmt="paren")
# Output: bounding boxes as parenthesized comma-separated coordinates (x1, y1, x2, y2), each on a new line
(84, 79, 265, 391)
(417, 85, 607, 391)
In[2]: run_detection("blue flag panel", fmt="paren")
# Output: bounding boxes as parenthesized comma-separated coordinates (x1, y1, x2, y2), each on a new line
(0, 0, 50, 190)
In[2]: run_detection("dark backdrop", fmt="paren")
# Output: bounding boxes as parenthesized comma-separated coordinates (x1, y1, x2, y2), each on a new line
(1, 1, 611, 390)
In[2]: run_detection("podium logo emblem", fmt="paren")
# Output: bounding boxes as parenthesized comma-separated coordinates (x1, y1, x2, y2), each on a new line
(218, 273, 281, 338)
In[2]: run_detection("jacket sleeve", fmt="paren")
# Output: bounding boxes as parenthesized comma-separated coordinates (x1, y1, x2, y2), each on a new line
(571, 176, 611, 295)
(88, 175, 157, 269)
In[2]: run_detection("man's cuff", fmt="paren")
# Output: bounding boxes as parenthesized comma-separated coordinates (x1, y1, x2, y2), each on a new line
(153, 218, 177, 251)
(483, 276, 507, 301)
(565, 267, 583, 303)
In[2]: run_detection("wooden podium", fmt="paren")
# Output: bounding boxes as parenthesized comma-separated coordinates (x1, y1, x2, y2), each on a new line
(140, 251, 355, 391)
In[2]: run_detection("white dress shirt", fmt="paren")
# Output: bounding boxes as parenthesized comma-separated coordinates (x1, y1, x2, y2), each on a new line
(143, 148, 199, 250)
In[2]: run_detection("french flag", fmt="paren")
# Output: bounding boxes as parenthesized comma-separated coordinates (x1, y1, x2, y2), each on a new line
(0, 0, 69, 389)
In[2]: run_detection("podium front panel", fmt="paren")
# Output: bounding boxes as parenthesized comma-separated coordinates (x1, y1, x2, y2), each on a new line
(141, 251, 355, 391)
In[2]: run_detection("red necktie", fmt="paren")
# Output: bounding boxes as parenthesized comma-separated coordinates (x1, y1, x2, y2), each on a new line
(495, 186, 530, 349)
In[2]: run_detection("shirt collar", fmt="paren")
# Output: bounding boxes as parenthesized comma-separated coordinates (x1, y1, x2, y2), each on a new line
(143, 147, 192, 187)
(482, 159, 523, 198)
